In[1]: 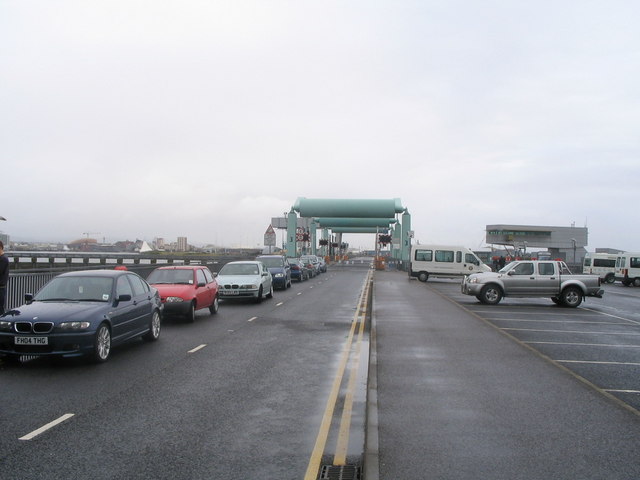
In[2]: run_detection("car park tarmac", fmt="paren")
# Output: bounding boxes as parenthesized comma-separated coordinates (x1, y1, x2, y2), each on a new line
(370, 270, 640, 480)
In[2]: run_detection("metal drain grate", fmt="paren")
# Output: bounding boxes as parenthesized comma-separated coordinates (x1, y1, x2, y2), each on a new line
(319, 465, 360, 480)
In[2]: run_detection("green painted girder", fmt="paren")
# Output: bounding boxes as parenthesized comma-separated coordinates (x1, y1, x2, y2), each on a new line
(330, 227, 388, 233)
(294, 198, 404, 218)
(314, 217, 397, 228)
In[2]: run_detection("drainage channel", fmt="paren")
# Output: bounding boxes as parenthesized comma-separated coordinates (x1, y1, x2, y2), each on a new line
(305, 269, 373, 480)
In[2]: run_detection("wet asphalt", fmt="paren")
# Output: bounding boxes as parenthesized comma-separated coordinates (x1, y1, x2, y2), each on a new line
(368, 270, 640, 480)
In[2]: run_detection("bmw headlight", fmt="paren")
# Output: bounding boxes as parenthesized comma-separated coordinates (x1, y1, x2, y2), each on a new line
(0, 320, 13, 332)
(166, 296, 184, 303)
(59, 321, 91, 331)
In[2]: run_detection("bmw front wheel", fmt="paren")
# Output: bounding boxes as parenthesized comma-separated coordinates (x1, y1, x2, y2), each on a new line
(143, 310, 161, 341)
(93, 324, 111, 363)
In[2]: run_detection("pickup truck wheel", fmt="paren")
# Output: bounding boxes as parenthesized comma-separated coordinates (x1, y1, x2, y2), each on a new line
(479, 285, 502, 305)
(418, 272, 429, 282)
(560, 287, 582, 308)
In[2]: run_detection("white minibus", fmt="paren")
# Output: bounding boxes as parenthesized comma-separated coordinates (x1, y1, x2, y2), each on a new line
(409, 244, 491, 282)
(615, 253, 640, 287)
(583, 253, 618, 284)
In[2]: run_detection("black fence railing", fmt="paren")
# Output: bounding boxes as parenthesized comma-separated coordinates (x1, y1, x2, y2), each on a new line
(5, 272, 59, 311)
(2, 253, 256, 311)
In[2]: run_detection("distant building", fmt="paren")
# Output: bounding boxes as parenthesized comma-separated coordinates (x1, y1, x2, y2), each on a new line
(177, 236, 188, 252)
(155, 237, 165, 250)
(486, 224, 588, 264)
(0, 233, 9, 247)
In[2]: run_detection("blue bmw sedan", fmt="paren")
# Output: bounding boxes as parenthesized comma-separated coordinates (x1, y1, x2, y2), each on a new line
(0, 269, 162, 363)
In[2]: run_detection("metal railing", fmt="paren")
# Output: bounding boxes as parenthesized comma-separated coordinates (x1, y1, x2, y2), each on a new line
(5, 272, 60, 311)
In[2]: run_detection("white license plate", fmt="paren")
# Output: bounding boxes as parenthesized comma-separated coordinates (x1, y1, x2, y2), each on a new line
(15, 336, 49, 345)
(226, 290, 239, 295)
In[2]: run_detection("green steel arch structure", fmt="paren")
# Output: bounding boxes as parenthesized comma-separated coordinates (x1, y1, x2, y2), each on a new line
(285, 198, 412, 263)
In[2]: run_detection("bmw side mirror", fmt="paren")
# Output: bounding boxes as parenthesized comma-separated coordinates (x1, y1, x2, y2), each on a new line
(24, 293, 34, 304)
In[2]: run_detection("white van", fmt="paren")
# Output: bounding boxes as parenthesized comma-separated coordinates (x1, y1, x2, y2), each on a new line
(583, 252, 618, 284)
(409, 245, 491, 282)
(615, 252, 640, 287)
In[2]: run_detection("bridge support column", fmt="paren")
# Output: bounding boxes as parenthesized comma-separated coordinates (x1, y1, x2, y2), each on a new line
(310, 221, 317, 255)
(392, 222, 401, 260)
(286, 209, 298, 258)
(401, 209, 412, 265)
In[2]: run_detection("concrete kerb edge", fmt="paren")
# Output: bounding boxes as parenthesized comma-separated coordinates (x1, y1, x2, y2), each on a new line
(364, 271, 380, 480)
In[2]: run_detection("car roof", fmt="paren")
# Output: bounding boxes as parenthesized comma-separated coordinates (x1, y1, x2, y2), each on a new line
(153, 265, 204, 270)
(59, 269, 131, 278)
(224, 260, 261, 265)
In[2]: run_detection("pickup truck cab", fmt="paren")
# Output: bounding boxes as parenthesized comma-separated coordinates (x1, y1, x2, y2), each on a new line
(461, 260, 604, 307)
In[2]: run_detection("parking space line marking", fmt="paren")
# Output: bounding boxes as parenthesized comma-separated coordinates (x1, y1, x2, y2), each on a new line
(526, 341, 640, 348)
(188, 344, 207, 353)
(276, 302, 284, 307)
(489, 318, 631, 325)
(465, 308, 601, 315)
(556, 360, 640, 366)
(470, 311, 601, 316)
(20, 413, 74, 441)
(581, 307, 640, 326)
(607, 389, 640, 394)
(248, 317, 258, 322)
(504, 328, 640, 336)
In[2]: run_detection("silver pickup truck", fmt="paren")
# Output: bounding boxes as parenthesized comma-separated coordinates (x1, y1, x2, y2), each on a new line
(461, 260, 604, 307)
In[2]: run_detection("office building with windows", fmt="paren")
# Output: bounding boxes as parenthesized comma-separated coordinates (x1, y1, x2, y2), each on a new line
(486, 224, 588, 264)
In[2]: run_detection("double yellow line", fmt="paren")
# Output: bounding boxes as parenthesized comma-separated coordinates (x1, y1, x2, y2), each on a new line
(304, 269, 373, 479)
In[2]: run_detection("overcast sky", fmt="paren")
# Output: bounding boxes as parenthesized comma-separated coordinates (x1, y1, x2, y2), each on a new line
(2, 1, 639, 251)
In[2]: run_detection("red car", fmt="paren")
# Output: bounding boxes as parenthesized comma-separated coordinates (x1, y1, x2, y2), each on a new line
(147, 266, 219, 322)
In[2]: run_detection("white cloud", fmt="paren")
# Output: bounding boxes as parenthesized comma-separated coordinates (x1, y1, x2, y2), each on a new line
(1, 0, 639, 251)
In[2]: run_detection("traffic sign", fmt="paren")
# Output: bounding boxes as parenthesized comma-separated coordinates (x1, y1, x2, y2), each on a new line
(264, 225, 276, 246)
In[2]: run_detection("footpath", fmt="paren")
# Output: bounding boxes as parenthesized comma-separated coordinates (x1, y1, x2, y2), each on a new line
(365, 270, 640, 480)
